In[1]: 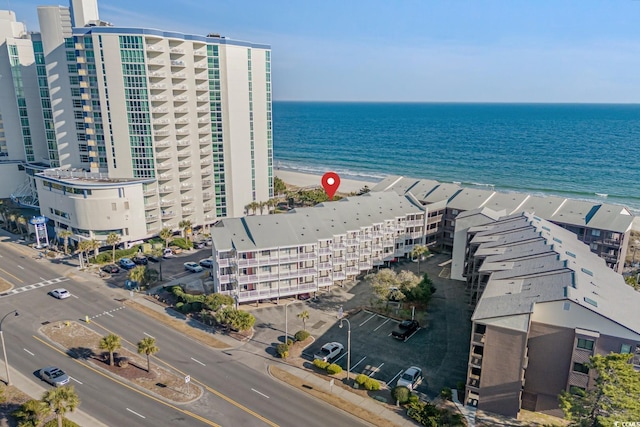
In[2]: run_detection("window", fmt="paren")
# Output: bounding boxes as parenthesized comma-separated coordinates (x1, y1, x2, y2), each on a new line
(591, 229, 601, 237)
(573, 362, 589, 374)
(621, 344, 632, 354)
(577, 338, 594, 351)
(111, 203, 117, 211)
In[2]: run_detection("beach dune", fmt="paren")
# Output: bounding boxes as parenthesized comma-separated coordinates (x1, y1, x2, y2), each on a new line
(276, 170, 375, 195)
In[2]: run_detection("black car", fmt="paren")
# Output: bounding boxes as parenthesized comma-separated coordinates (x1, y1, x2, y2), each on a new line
(193, 241, 206, 249)
(133, 255, 148, 265)
(392, 320, 420, 341)
(147, 254, 160, 263)
(101, 264, 120, 274)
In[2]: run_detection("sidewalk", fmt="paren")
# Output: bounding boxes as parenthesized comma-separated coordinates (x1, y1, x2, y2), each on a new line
(272, 363, 416, 427)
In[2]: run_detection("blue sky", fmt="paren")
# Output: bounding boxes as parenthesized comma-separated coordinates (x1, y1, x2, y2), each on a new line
(11, 0, 640, 103)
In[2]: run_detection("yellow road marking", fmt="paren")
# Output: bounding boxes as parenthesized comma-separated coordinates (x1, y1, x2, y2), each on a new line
(0, 267, 23, 283)
(90, 321, 279, 427)
(32, 335, 220, 427)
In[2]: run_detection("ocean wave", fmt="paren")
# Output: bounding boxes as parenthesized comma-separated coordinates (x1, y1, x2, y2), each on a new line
(275, 160, 387, 182)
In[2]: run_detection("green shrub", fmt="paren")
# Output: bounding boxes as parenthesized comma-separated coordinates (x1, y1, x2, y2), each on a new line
(313, 359, 330, 370)
(440, 386, 452, 401)
(175, 302, 184, 311)
(355, 373, 369, 386)
(364, 377, 381, 391)
(43, 419, 81, 427)
(294, 330, 310, 342)
(392, 386, 411, 404)
(408, 394, 419, 405)
(326, 364, 342, 375)
(276, 343, 289, 359)
(170, 238, 192, 249)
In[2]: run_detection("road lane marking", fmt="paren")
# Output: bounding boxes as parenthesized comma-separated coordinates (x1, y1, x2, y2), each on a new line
(90, 321, 278, 427)
(350, 356, 367, 372)
(105, 311, 114, 317)
(126, 408, 146, 419)
(23, 348, 35, 356)
(404, 328, 420, 342)
(40, 277, 47, 281)
(0, 267, 23, 283)
(191, 357, 206, 366)
(368, 362, 384, 377)
(373, 318, 390, 331)
(17, 265, 24, 270)
(71, 294, 79, 299)
(334, 352, 347, 363)
(388, 369, 404, 385)
(359, 313, 376, 327)
(251, 388, 269, 399)
(70, 376, 83, 384)
(0, 276, 69, 298)
(143, 332, 155, 338)
(32, 336, 221, 427)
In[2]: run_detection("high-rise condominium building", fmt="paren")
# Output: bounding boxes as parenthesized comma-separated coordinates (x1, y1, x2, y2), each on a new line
(0, 0, 273, 246)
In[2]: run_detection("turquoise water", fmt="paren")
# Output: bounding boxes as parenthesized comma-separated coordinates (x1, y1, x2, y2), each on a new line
(273, 102, 640, 213)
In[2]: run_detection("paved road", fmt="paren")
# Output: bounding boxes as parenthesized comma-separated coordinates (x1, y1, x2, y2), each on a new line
(0, 240, 368, 427)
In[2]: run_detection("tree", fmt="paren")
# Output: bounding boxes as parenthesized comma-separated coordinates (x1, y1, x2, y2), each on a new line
(410, 244, 430, 274)
(12, 399, 51, 427)
(266, 198, 278, 213)
(367, 269, 419, 302)
(128, 266, 147, 288)
(248, 201, 260, 215)
(137, 337, 159, 373)
(178, 220, 192, 241)
(405, 273, 435, 304)
(87, 239, 100, 259)
(559, 353, 640, 426)
(273, 176, 286, 195)
(75, 240, 93, 268)
(216, 307, 255, 331)
(203, 293, 234, 311)
(8, 211, 19, 233)
(297, 310, 310, 330)
(42, 385, 80, 427)
(17, 215, 28, 239)
(57, 229, 73, 255)
(106, 232, 121, 263)
(0, 202, 8, 227)
(258, 201, 267, 215)
(98, 333, 122, 366)
(159, 227, 173, 248)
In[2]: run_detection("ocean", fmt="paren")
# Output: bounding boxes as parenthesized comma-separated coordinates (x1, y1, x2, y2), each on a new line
(273, 102, 640, 214)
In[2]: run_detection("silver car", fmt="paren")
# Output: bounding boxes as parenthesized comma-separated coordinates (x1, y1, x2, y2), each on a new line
(40, 366, 70, 387)
(397, 366, 422, 390)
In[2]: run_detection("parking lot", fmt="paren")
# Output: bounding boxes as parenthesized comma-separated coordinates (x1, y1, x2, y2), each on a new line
(304, 309, 428, 392)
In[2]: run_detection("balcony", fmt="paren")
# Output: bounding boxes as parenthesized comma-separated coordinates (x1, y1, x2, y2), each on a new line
(173, 84, 188, 91)
(143, 187, 156, 196)
(174, 106, 188, 113)
(181, 195, 194, 203)
(201, 168, 212, 175)
(176, 140, 191, 147)
(155, 151, 172, 159)
(152, 106, 168, 114)
(144, 202, 158, 209)
(161, 211, 177, 219)
(200, 148, 211, 155)
(193, 49, 206, 56)
(169, 47, 185, 54)
(472, 333, 485, 344)
(201, 180, 212, 187)
(178, 160, 191, 167)
(175, 129, 189, 135)
(196, 95, 209, 102)
(158, 173, 173, 181)
(181, 182, 193, 189)
(149, 83, 166, 90)
(160, 199, 175, 207)
(173, 95, 188, 102)
(148, 71, 165, 78)
(195, 84, 208, 92)
(170, 59, 185, 67)
(203, 202, 214, 210)
(150, 95, 167, 102)
(159, 185, 173, 193)
(467, 377, 480, 389)
(172, 72, 186, 79)
(200, 158, 212, 165)
(194, 61, 207, 69)
(179, 171, 192, 178)
(156, 161, 173, 169)
(153, 130, 169, 136)
(145, 214, 158, 222)
(175, 117, 190, 124)
(469, 354, 483, 367)
(182, 206, 195, 214)
(202, 192, 213, 199)
(153, 118, 170, 125)
(146, 44, 164, 52)
(148, 59, 165, 66)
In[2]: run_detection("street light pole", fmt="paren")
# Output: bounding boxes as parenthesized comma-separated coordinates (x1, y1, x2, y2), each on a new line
(0, 310, 19, 386)
(284, 300, 296, 344)
(338, 306, 351, 381)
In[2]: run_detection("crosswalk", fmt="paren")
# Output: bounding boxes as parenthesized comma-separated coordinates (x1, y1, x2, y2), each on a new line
(0, 276, 69, 298)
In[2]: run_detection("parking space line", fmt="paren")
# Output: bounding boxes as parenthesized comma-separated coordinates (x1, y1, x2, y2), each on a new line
(334, 352, 348, 364)
(350, 356, 367, 372)
(373, 318, 390, 331)
(389, 369, 404, 385)
(368, 362, 384, 377)
(404, 328, 420, 342)
(359, 313, 377, 327)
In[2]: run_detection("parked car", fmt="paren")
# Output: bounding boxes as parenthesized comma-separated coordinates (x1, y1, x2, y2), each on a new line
(397, 366, 422, 390)
(162, 248, 174, 259)
(204, 238, 213, 246)
(40, 366, 70, 387)
(199, 258, 213, 268)
(119, 258, 136, 270)
(147, 254, 160, 262)
(184, 262, 204, 273)
(49, 288, 71, 299)
(133, 255, 148, 265)
(193, 240, 206, 249)
(170, 246, 183, 254)
(392, 319, 419, 341)
(313, 342, 344, 362)
(101, 264, 120, 274)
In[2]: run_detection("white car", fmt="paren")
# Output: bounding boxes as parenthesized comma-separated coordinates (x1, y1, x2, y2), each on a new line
(49, 288, 71, 299)
(313, 342, 344, 362)
(397, 366, 423, 390)
(184, 262, 204, 273)
(199, 258, 214, 268)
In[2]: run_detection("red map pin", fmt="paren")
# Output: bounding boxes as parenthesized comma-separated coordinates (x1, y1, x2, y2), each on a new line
(321, 172, 341, 200)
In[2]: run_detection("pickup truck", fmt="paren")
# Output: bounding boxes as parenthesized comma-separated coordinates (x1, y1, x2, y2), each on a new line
(392, 320, 419, 341)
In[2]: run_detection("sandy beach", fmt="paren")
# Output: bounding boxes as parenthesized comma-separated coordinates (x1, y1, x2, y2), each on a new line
(275, 169, 377, 195)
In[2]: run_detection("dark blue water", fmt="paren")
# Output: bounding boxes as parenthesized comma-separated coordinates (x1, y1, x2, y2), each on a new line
(273, 102, 640, 213)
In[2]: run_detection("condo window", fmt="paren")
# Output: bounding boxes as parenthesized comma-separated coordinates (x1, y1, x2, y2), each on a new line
(576, 338, 594, 351)
(591, 229, 601, 237)
(621, 344, 632, 354)
(572, 362, 589, 374)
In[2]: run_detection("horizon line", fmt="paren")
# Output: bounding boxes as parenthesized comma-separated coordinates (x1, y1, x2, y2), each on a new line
(273, 100, 640, 105)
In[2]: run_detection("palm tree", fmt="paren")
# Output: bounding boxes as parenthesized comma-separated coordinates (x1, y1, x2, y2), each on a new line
(0, 202, 8, 227)
(87, 238, 101, 259)
(297, 310, 309, 331)
(17, 215, 28, 240)
(151, 247, 164, 281)
(42, 385, 80, 427)
(410, 244, 430, 274)
(12, 398, 50, 427)
(7, 211, 19, 233)
(249, 201, 260, 215)
(244, 204, 251, 216)
(266, 198, 278, 213)
(129, 265, 147, 288)
(137, 337, 159, 373)
(75, 240, 92, 268)
(57, 229, 73, 254)
(179, 219, 192, 241)
(159, 227, 173, 248)
(98, 333, 122, 366)
(258, 201, 267, 215)
(106, 232, 121, 263)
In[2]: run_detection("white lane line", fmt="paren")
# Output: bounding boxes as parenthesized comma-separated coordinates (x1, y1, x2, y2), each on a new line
(71, 294, 79, 299)
(373, 318, 390, 331)
(105, 312, 114, 317)
(23, 348, 35, 356)
(17, 265, 24, 270)
(359, 313, 377, 327)
(388, 369, 404, 385)
(251, 388, 270, 399)
(334, 352, 348, 363)
(40, 277, 47, 281)
(126, 408, 146, 419)
(368, 362, 384, 377)
(404, 328, 420, 342)
(190, 357, 206, 366)
(350, 356, 367, 372)
(70, 376, 83, 384)
(143, 332, 154, 338)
